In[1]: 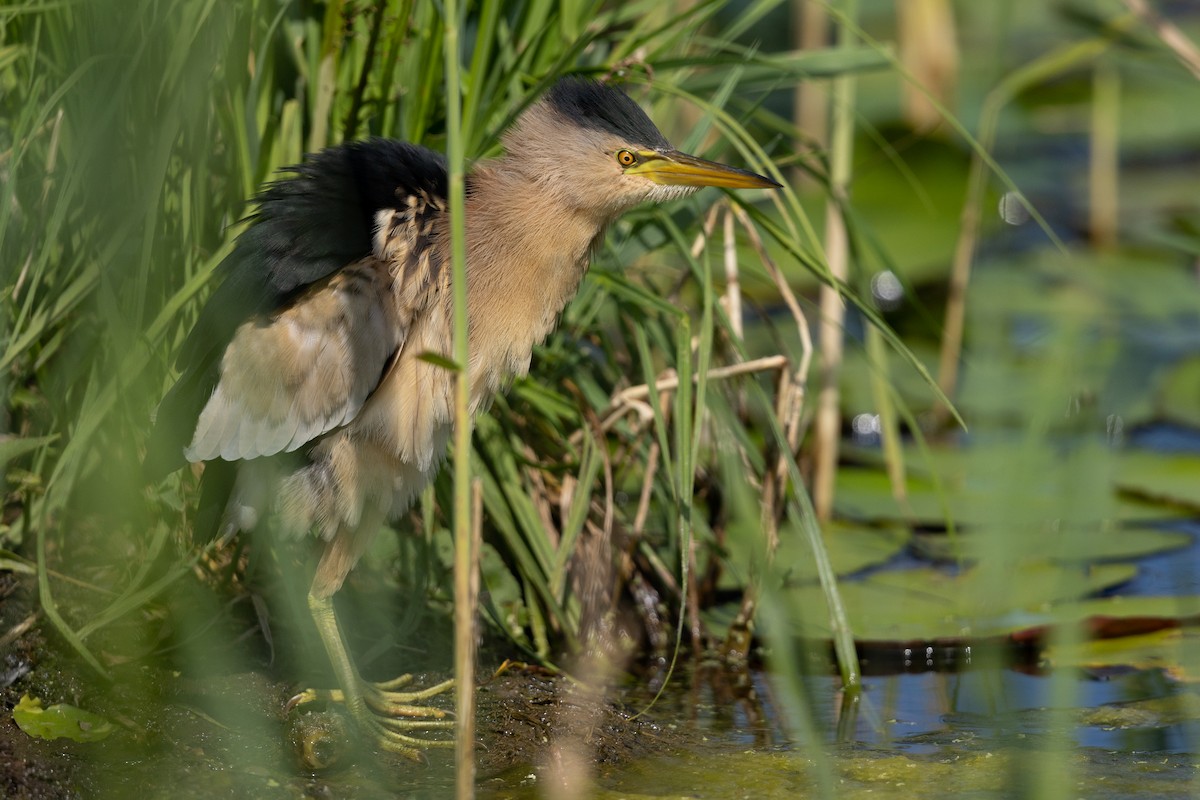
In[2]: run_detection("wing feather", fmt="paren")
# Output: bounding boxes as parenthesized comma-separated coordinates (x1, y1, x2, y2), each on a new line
(145, 138, 448, 480)
(184, 261, 400, 463)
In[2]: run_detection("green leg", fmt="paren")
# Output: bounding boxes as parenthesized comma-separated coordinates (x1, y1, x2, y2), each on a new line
(301, 592, 455, 759)
(307, 593, 369, 718)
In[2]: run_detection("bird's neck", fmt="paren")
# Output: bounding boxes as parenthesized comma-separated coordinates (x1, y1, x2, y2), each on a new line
(461, 160, 610, 394)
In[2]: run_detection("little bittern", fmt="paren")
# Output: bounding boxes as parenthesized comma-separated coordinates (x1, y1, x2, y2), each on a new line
(149, 77, 779, 758)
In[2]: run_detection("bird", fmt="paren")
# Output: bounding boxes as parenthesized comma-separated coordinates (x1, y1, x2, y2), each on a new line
(147, 76, 780, 758)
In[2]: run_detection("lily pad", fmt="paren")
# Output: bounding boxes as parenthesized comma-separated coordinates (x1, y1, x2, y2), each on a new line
(1116, 451, 1200, 512)
(1035, 596, 1200, 679)
(958, 248, 1200, 430)
(1046, 628, 1200, 682)
(1060, 594, 1200, 619)
(12, 695, 114, 743)
(911, 525, 1191, 564)
(718, 519, 910, 590)
(711, 561, 1139, 643)
(973, 248, 1200, 329)
(838, 439, 1188, 528)
(1154, 356, 1200, 429)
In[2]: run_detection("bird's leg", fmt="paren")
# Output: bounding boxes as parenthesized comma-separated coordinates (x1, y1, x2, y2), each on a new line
(298, 591, 455, 759)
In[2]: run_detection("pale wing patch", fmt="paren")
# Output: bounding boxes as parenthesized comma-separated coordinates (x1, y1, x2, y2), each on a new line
(357, 299, 455, 472)
(186, 262, 399, 462)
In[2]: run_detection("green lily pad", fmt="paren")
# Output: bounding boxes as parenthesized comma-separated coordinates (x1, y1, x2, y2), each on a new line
(719, 520, 910, 591)
(1116, 451, 1200, 512)
(12, 695, 114, 743)
(957, 248, 1200, 429)
(973, 248, 1200, 327)
(838, 437, 1188, 528)
(1154, 356, 1200, 429)
(784, 523, 911, 584)
(834, 463, 952, 524)
(1046, 628, 1200, 682)
(1041, 595, 1200, 681)
(711, 561, 1138, 643)
(911, 525, 1191, 564)
(1062, 594, 1200, 619)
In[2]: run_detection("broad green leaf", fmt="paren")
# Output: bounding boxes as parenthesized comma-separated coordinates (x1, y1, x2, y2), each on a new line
(1155, 356, 1200, 429)
(1116, 452, 1200, 513)
(719, 520, 910, 590)
(12, 695, 114, 743)
(1047, 629, 1200, 681)
(837, 439, 1188, 528)
(911, 526, 1191, 564)
(711, 562, 1138, 642)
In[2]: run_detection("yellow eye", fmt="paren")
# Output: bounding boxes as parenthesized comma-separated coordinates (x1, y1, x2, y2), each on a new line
(616, 149, 637, 167)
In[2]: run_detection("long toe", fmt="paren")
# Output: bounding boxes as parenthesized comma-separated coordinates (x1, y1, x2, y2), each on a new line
(289, 672, 456, 760)
(372, 730, 455, 760)
(364, 714, 456, 761)
(364, 676, 456, 717)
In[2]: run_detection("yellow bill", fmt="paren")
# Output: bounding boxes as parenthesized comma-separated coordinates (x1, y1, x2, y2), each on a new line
(630, 149, 781, 189)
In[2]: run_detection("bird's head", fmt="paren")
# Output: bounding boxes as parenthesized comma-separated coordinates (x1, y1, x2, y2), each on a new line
(501, 77, 780, 221)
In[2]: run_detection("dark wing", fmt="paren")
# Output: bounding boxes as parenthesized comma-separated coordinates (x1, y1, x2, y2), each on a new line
(145, 138, 447, 479)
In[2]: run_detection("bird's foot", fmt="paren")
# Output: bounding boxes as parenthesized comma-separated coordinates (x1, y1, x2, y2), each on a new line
(287, 674, 456, 760)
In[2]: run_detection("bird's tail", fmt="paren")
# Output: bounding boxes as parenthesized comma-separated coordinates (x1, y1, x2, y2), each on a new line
(192, 458, 239, 544)
(192, 456, 292, 545)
